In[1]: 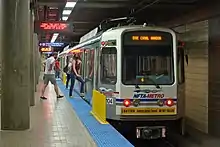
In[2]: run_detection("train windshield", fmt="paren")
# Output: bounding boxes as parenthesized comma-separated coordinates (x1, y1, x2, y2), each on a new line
(122, 31, 174, 85)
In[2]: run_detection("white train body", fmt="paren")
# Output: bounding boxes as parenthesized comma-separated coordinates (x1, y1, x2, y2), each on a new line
(59, 25, 186, 139)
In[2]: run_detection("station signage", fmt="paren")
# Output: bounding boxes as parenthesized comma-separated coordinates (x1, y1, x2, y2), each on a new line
(34, 21, 74, 33)
(132, 36, 162, 41)
(39, 42, 64, 47)
(40, 47, 52, 52)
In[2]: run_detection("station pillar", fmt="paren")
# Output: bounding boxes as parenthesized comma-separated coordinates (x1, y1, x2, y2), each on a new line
(29, 10, 35, 106)
(1, 0, 30, 130)
(33, 33, 40, 86)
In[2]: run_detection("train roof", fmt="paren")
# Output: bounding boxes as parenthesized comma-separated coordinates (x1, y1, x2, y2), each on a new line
(59, 25, 175, 57)
(105, 25, 173, 33)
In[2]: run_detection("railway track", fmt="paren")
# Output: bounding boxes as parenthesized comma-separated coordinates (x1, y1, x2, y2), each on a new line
(121, 130, 183, 147)
(127, 137, 178, 147)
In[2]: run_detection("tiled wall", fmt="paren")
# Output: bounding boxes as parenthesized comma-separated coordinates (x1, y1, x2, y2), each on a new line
(174, 20, 209, 133)
(208, 17, 220, 136)
(0, 0, 2, 99)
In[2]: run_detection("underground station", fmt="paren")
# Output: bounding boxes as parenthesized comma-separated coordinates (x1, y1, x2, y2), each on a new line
(1, 0, 220, 146)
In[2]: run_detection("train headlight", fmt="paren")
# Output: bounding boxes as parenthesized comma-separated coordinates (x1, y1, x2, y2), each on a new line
(165, 99, 174, 107)
(123, 99, 131, 107)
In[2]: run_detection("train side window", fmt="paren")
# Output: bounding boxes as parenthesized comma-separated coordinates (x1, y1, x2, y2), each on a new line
(178, 48, 185, 84)
(100, 47, 117, 84)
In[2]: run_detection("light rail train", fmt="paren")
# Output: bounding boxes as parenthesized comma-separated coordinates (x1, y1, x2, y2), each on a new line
(59, 20, 186, 140)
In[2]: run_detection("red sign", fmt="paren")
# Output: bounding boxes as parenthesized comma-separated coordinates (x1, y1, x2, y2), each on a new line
(40, 23, 67, 30)
(34, 21, 73, 33)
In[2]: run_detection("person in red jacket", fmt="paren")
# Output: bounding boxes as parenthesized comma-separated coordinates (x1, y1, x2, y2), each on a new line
(55, 58, 61, 78)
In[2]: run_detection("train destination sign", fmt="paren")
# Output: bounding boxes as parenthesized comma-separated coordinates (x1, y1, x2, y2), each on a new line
(132, 36, 162, 41)
(123, 31, 172, 45)
(39, 42, 64, 47)
(34, 21, 73, 33)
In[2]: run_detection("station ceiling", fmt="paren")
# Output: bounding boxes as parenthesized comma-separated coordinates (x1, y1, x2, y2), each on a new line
(36, 0, 209, 47)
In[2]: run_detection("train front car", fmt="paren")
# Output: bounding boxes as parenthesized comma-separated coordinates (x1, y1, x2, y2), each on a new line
(114, 28, 185, 140)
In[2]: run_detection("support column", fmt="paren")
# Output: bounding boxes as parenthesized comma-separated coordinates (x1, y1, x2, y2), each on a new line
(1, 0, 30, 130)
(33, 33, 40, 86)
(33, 33, 38, 91)
(29, 10, 35, 106)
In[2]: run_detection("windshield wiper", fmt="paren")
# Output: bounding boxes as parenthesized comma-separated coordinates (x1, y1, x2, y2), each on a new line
(135, 75, 161, 89)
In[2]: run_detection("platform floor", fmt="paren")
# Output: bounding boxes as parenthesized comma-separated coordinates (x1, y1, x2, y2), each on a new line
(0, 80, 96, 147)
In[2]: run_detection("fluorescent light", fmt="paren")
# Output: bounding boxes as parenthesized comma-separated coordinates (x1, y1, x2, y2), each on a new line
(65, 2, 76, 8)
(62, 16, 68, 21)
(50, 33, 59, 43)
(62, 10, 72, 15)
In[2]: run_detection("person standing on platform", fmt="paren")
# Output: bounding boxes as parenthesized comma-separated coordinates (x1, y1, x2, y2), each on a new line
(55, 58, 61, 79)
(40, 52, 64, 100)
(65, 57, 73, 89)
(69, 54, 85, 97)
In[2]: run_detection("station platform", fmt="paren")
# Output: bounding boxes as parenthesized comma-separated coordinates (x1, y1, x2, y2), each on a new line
(0, 75, 133, 147)
(0, 79, 96, 147)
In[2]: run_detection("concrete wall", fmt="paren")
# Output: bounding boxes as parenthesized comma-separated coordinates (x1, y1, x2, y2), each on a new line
(208, 17, 220, 137)
(174, 21, 209, 133)
(0, 0, 2, 99)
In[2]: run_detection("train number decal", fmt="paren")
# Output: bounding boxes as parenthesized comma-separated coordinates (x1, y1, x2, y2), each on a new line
(107, 98, 113, 105)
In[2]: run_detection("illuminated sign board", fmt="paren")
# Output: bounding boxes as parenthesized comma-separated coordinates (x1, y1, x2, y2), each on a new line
(70, 49, 83, 54)
(132, 36, 162, 41)
(123, 31, 172, 45)
(40, 47, 52, 52)
(40, 23, 67, 30)
(39, 42, 64, 47)
(34, 21, 73, 33)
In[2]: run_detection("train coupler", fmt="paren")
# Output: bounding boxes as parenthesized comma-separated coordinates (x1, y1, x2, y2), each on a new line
(136, 126, 166, 139)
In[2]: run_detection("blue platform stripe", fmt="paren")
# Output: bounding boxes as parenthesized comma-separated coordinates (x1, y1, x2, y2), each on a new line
(116, 98, 177, 102)
(57, 80, 134, 147)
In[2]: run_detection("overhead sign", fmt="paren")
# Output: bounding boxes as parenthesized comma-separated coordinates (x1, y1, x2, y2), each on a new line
(34, 21, 73, 33)
(39, 42, 64, 47)
(40, 47, 52, 52)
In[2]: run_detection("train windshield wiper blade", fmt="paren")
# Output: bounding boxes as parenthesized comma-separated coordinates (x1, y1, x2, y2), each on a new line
(146, 76, 161, 89)
(135, 75, 160, 89)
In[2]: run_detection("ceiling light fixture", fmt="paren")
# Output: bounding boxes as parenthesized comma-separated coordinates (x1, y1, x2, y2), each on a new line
(62, 16, 68, 21)
(50, 1, 77, 43)
(62, 10, 72, 15)
(50, 33, 59, 43)
(65, 2, 76, 8)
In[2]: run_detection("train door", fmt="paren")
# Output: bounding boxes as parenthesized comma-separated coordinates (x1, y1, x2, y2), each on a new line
(94, 45, 100, 91)
(84, 48, 95, 103)
(97, 47, 117, 90)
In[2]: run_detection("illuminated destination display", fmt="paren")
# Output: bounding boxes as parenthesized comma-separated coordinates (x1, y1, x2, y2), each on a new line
(39, 42, 64, 47)
(132, 36, 162, 41)
(123, 31, 172, 45)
